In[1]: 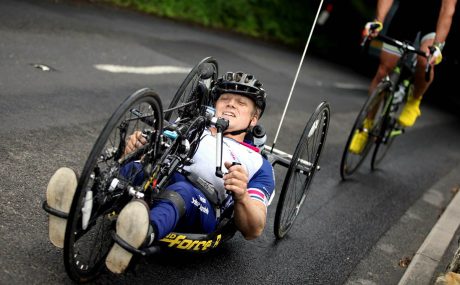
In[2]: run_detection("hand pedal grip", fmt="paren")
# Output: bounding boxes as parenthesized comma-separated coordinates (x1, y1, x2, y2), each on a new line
(226, 162, 242, 196)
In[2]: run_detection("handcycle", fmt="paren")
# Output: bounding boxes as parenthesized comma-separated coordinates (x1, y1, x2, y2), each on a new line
(340, 27, 433, 179)
(43, 57, 330, 283)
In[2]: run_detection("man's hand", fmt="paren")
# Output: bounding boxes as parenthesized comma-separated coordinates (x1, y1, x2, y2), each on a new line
(223, 161, 249, 201)
(224, 161, 267, 240)
(124, 131, 147, 156)
(428, 44, 443, 65)
(363, 20, 383, 38)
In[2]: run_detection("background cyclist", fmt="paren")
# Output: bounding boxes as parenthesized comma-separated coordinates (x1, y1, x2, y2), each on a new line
(349, 0, 457, 154)
(45, 71, 275, 274)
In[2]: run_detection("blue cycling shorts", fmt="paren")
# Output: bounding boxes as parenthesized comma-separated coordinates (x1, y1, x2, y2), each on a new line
(120, 162, 218, 239)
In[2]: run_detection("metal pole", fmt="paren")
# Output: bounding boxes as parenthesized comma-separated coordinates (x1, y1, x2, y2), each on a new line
(270, 0, 325, 152)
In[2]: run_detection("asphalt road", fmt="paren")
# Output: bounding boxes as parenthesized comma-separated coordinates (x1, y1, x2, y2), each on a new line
(1, 1, 460, 284)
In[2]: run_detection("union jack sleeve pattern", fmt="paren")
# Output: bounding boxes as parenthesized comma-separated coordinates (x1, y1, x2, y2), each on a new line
(248, 188, 268, 206)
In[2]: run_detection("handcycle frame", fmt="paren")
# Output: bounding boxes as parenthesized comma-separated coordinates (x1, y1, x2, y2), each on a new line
(340, 30, 431, 179)
(47, 57, 330, 283)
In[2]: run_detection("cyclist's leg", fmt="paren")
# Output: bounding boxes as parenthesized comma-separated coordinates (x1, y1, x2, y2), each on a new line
(369, 49, 399, 94)
(349, 50, 399, 154)
(105, 173, 217, 274)
(149, 180, 217, 239)
(398, 33, 435, 127)
(119, 160, 145, 186)
(414, 33, 436, 95)
(106, 199, 151, 274)
(105, 162, 154, 274)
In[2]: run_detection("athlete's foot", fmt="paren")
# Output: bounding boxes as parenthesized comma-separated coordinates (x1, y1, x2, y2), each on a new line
(349, 119, 373, 154)
(106, 199, 151, 274)
(398, 95, 421, 127)
(45, 167, 78, 248)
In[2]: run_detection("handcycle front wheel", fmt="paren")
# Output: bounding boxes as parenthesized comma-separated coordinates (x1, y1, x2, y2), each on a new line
(340, 81, 391, 180)
(164, 57, 218, 123)
(274, 101, 330, 239)
(63, 88, 163, 283)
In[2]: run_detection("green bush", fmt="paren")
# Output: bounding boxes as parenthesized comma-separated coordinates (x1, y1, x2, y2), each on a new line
(99, 0, 317, 47)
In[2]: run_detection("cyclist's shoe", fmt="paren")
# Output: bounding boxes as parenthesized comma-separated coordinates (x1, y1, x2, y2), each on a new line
(45, 167, 78, 248)
(398, 94, 422, 127)
(106, 199, 151, 274)
(349, 119, 373, 154)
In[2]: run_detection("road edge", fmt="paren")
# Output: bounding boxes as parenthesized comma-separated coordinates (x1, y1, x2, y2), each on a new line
(398, 166, 460, 285)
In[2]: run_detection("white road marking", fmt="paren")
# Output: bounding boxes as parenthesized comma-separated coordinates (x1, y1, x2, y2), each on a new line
(94, 64, 191, 74)
(333, 82, 368, 90)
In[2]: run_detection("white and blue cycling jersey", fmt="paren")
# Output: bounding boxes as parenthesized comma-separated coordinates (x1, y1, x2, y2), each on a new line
(120, 129, 275, 239)
(185, 129, 275, 209)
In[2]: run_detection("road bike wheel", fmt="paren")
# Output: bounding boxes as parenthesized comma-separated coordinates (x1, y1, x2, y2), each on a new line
(63, 88, 163, 283)
(340, 81, 391, 180)
(371, 110, 397, 170)
(164, 57, 218, 123)
(370, 83, 410, 170)
(274, 102, 330, 239)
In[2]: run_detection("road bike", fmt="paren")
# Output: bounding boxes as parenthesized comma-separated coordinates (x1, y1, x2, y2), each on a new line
(43, 57, 330, 283)
(340, 29, 432, 180)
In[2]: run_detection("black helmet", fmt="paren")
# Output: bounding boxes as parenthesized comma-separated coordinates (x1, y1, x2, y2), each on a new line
(212, 71, 267, 118)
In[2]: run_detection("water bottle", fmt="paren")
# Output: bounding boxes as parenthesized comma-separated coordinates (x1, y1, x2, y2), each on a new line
(252, 125, 267, 149)
(393, 80, 408, 104)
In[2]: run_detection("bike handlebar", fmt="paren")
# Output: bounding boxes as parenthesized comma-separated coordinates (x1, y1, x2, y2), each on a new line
(361, 27, 432, 82)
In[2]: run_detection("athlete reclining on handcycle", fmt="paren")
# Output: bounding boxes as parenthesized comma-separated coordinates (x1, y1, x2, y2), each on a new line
(45, 71, 275, 274)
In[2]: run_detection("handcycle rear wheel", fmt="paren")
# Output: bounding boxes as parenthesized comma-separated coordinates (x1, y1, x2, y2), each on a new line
(340, 81, 391, 180)
(274, 102, 330, 239)
(164, 57, 218, 122)
(63, 88, 163, 283)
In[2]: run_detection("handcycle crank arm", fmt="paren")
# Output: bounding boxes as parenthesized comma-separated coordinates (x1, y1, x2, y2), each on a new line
(215, 130, 224, 177)
(208, 117, 229, 178)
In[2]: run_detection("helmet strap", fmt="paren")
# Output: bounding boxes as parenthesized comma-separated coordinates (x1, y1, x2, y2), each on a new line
(223, 117, 253, 136)
(224, 128, 249, 136)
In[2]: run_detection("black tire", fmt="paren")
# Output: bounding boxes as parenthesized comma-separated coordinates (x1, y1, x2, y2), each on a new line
(370, 110, 396, 170)
(63, 88, 163, 283)
(274, 102, 330, 239)
(164, 57, 218, 123)
(371, 83, 408, 170)
(340, 81, 391, 180)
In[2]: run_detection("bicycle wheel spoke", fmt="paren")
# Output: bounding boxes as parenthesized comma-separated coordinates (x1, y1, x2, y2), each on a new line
(64, 89, 163, 282)
(165, 57, 217, 122)
(275, 102, 329, 239)
(340, 81, 391, 179)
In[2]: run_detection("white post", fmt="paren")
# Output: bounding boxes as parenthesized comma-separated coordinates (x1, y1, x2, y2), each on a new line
(270, 0, 325, 152)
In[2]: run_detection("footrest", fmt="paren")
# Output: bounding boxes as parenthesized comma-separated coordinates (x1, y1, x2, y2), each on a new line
(111, 231, 160, 256)
(42, 200, 69, 219)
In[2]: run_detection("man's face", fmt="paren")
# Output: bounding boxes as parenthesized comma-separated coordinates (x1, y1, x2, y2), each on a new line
(215, 93, 258, 132)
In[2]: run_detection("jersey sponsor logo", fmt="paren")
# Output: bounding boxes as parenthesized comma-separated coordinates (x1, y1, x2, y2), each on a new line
(198, 195, 207, 204)
(159, 233, 222, 251)
(191, 197, 209, 215)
